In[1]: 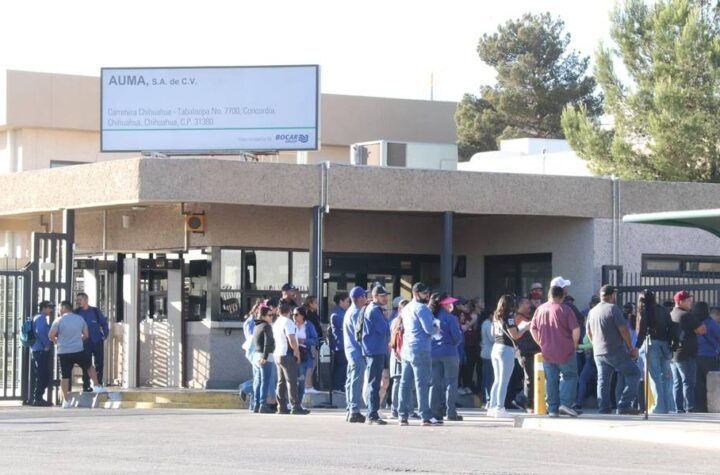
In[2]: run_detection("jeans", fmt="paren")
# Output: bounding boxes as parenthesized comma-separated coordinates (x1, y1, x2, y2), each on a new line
(516, 353, 536, 407)
(82, 339, 105, 388)
(399, 351, 432, 420)
(252, 353, 275, 409)
(32, 350, 51, 402)
(489, 344, 515, 410)
(596, 352, 641, 411)
(345, 356, 366, 414)
(365, 355, 385, 419)
(697, 356, 719, 412)
(460, 345, 479, 391)
(544, 354, 578, 413)
(276, 355, 301, 411)
(430, 355, 460, 418)
(297, 357, 315, 403)
(576, 355, 596, 407)
(332, 350, 347, 391)
(671, 358, 697, 412)
(645, 340, 674, 413)
(481, 357, 493, 404)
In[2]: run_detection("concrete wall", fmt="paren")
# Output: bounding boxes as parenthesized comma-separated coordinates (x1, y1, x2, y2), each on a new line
(12, 128, 132, 171)
(453, 216, 595, 305)
(324, 211, 441, 254)
(593, 219, 720, 283)
(186, 322, 250, 389)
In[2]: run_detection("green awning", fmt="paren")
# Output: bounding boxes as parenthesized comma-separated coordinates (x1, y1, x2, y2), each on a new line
(622, 209, 720, 239)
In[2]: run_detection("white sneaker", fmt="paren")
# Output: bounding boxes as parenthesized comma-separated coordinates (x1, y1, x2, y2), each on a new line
(93, 385, 107, 394)
(486, 407, 497, 417)
(305, 387, 319, 394)
(62, 400, 72, 409)
(494, 408, 512, 418)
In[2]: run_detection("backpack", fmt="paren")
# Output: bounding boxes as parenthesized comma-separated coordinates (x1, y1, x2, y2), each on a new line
(390, 318, 404, 357)
(355, 304, 370, 343)
(20, 318, 36, 348)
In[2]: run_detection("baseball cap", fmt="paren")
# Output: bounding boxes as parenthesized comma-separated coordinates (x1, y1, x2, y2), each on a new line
(600, 284, 616, 296)
(456, 297, 468, 306)
(674, 290, 692, 304)
(438, 296, 458, 306)
(281, 283, 296, 292)
(350, 286, 368, 299)
(392, 296, 403, 308)
(531, 282, 543, 290)
(590, 295, 601, 304)
(550, 276, 572, 288)
(412, 282, 429, 293)
(372, 285, 389, 296)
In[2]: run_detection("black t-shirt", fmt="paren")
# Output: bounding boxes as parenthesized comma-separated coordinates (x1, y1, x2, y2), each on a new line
(493, 313, 517, 347)
(670, 307, 702, 361)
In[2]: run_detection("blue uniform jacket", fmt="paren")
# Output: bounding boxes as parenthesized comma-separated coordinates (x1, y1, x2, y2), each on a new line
(698, 317, 720, 357)
(343, 304, 363, 361)
(400, 299, 435, 359)
(431, 309, 463, 358)
(303, 321, 319, 348)
(31, 313, 51, 352)
(330, 305, 345, 352)
(361, 302, 390, 357)
(75, 307, 109, 344)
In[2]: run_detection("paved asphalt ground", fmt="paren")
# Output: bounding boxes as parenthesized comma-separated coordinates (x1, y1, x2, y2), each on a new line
(0, 406, 716, 474)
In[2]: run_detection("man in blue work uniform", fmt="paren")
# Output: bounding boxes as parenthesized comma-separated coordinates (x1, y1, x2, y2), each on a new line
(398, 282, 440, 426)
(31, 301, 55, 406)
(362, 285, 391, 425)
(75, 292, 109, 391)
(343, 286, 368, 423)
(330, 292, 350, 391)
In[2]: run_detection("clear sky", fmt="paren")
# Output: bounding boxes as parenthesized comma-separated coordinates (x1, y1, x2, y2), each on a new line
(2, 0, 617, 102)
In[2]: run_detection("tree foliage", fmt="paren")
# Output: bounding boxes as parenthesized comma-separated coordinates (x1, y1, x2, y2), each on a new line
(562, 0, 720, 182)
(456, 13, 601, 160)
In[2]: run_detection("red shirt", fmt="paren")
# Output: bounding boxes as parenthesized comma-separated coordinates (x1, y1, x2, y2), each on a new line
(530, 301, 579, 364)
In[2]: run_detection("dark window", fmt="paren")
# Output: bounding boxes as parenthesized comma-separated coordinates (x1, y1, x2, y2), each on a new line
(642, 254, 720, 276)
(484, 253, 552, 308)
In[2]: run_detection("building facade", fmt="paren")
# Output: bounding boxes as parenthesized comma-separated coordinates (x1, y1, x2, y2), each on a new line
(1, 70, 719, 391)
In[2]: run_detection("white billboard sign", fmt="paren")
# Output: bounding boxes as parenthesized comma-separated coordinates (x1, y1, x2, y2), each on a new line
(101, 65, 319, 153)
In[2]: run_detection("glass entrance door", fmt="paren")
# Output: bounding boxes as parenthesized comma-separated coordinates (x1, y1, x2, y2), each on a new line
(321, 253, 437, 318)
(484, 253, 552, 308)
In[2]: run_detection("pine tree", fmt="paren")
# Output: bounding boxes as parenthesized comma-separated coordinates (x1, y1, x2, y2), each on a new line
(562, 0, 720, 182)
(456, 13, 601, 160)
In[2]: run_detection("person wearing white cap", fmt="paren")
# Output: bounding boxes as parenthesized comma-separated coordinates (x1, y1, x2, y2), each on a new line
(530, 277, 580, 418)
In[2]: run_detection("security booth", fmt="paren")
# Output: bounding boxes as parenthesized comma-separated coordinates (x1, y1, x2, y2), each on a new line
(122, 257, 183, 389)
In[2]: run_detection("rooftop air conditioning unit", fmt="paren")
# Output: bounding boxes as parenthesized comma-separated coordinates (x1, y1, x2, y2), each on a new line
(350, 140, 457, 170)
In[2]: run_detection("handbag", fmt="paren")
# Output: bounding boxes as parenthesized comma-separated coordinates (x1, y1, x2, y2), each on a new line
(299, 345, 310, 362)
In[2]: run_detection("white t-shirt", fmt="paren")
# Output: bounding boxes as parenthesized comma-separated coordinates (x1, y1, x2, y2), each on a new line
(272, 315, 297, 359)
(296, 323, 307, 348)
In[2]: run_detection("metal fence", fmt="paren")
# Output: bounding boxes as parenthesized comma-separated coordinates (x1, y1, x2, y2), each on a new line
(601, 265, 720, 308)
(0, 271, 31, 399)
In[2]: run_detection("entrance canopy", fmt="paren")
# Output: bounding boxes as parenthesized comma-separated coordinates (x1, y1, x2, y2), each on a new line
(623, 209, 720, 239)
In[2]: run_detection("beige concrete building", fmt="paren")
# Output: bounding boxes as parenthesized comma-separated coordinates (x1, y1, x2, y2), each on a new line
(1, 70, 719, 393)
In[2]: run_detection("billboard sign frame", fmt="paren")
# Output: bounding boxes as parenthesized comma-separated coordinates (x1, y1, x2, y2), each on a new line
(100, 64, 320, 154)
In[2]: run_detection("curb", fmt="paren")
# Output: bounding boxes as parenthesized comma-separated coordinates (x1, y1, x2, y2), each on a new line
(516, 415, 720, 450)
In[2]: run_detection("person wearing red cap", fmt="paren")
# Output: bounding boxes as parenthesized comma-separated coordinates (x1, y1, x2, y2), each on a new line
(670, 290, 707, 413)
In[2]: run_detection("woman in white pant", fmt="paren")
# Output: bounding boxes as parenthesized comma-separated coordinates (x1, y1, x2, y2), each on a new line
(488, 295, 527, 418)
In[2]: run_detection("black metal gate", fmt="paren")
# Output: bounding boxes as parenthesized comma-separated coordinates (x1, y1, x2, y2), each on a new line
(21, 230, 74, 403)
(0, 271, 31, 400)
(602, 265, 720, 307)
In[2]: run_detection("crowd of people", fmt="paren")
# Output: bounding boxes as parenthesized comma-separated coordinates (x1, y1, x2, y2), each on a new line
(240, 276, 720, 423)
